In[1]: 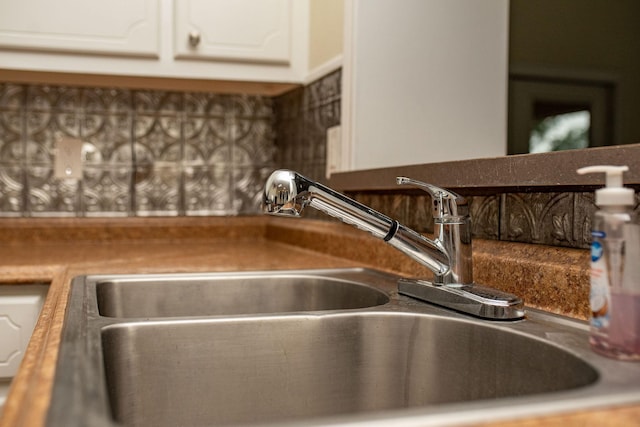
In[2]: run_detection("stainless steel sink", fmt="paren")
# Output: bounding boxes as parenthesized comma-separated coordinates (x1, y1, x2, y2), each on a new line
(102, 313, 596, 427)
(96, 271, 389, 317)
(47, 268, 640, 427)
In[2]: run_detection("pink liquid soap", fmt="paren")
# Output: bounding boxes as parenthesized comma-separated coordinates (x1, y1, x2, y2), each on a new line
(591, 291, 640, 361)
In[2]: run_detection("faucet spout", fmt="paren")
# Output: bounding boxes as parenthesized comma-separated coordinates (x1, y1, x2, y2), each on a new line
(263, 169, 451, 279)
(263, 169, 524, 320)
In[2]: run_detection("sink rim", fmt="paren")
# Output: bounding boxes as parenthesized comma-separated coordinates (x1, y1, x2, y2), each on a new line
(46, 267, 640, 427)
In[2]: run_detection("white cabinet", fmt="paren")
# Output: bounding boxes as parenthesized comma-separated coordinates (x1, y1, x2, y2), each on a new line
(0, 0, 159, 58)
(0, 285, 48, 413)
(340, 0, 509, 170)
(0, 0, 309, 85)
(174, 0, 291, 64)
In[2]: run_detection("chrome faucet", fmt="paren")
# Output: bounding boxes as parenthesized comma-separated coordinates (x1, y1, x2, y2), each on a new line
(263, 169, 524, 320)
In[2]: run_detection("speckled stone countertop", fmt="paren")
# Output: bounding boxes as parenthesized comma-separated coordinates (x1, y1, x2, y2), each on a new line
(0, 216, 637, 427)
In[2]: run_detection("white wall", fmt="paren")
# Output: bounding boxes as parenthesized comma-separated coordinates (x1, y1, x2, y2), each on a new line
(343, 0, 509, 170)
(308, 0, 343, 71)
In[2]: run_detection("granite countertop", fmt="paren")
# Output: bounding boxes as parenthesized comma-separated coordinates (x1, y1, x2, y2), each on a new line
(0, 216, 638, 427)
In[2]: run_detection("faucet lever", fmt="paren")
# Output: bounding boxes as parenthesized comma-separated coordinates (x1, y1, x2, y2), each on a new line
(396, 177, 467, 219)
(396, 177, 458, 200)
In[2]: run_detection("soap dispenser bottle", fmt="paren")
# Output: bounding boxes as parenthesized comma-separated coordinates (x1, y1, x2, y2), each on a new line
(577, 165, 640, 360)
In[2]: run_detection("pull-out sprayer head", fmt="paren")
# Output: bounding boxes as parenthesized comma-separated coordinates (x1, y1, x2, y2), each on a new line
(263, 169, 310, 216)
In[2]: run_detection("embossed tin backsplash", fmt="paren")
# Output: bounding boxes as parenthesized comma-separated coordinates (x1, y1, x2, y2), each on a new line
(274, 68, 340, 181)
(0, 70, 341, 217)
(0, 84, 276, 216)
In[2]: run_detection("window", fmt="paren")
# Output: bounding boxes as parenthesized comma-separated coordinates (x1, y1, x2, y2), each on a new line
(508, 76, 613, 155)
(529, 107, 590, 153)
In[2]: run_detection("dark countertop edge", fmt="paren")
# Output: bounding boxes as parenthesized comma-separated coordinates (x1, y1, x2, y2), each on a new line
(328, 144, 640, 193)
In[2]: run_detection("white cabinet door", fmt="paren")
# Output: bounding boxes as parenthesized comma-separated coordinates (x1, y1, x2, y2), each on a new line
(0, 0, 160, 58)
(174, 0, 291, 64)
(0, 285, 47, 379)
(0, 0, 308, 86)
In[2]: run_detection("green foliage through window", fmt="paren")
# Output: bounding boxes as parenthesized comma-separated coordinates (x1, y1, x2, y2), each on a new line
(529, 110, 590, 153)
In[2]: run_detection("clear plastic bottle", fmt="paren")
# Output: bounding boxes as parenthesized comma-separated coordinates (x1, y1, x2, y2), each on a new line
(577, 165, 640, 361)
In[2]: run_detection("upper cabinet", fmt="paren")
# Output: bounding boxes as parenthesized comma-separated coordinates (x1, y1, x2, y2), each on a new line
(0, 0, 309, 86)
(174, 0, 291, 65)
(0, 0, 160, 58)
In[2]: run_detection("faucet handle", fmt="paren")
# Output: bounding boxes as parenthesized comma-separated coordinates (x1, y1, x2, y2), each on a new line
(396, 177, 467, 219)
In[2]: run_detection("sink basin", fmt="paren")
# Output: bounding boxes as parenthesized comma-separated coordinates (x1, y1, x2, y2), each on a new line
(95, 270, 390, 317)
(102, 313, 596, 427)
(47, 268, 640, 427)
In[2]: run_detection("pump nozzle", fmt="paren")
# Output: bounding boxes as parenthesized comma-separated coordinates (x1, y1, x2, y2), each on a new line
(577, 165, 634, 206)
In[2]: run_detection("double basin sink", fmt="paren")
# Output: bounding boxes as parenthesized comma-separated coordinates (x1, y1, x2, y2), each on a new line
(47, 268, 640, 426)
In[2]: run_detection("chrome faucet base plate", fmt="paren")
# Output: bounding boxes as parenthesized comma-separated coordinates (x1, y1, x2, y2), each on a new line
(398, 278, 525, 320)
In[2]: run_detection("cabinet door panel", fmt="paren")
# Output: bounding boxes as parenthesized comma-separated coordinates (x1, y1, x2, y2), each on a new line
(0, 0, 159, 57)
(174, 0, 291, 64)
(0, 285, 47, 378)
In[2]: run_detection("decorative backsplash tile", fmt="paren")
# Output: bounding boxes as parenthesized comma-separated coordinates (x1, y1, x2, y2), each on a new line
(0, 84, 276, 217)
(501, 192, 589, 248)
(469, 195, 501, 240)
(274, 69, 341, 181)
